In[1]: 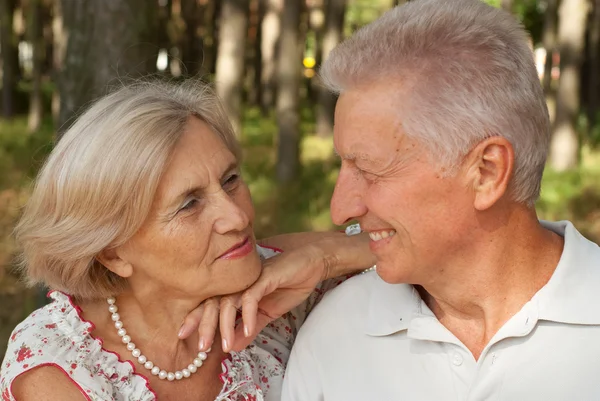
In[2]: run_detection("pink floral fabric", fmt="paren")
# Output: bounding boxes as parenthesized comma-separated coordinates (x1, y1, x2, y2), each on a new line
(0, 245, 348, 401)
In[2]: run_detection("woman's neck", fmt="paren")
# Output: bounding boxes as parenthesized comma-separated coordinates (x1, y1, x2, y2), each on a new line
(78, 288, 223, 375)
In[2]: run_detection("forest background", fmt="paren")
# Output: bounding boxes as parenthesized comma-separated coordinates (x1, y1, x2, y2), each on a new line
(0, 0, 598, 359)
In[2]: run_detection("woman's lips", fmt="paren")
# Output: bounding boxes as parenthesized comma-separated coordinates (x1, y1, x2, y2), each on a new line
(218, 237, 253, 260)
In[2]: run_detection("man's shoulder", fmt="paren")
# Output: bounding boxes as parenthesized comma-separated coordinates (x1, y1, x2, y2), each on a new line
(299, 271, 411, 341)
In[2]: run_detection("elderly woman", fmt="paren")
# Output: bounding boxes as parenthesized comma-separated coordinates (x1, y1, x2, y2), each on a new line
(0, 80, 373, 401)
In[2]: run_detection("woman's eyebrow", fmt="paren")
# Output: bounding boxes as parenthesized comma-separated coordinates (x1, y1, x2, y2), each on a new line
(167, 160, 240, 208)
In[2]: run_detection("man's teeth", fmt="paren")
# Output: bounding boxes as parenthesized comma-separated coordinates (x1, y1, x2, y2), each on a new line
(368, 230, 396, 241)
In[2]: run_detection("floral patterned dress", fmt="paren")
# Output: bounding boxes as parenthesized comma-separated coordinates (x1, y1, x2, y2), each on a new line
(0, 245, 348, 401)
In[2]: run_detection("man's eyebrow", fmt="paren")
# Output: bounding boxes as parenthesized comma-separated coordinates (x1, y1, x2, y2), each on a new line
(336, 151, 379, 165)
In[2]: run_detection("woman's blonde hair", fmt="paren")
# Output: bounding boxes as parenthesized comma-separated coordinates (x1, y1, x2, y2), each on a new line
(15, 79, 239, 300)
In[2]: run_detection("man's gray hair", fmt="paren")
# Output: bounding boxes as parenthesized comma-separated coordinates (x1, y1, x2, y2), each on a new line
(320, 0, 549, 206)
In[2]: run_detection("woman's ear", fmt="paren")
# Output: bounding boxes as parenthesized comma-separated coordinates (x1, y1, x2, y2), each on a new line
(96, 247, 133, 278)
(463, 136, 514, 211)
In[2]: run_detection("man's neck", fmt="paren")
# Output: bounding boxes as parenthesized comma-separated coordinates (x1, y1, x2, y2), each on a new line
(418, 208, 564, 359)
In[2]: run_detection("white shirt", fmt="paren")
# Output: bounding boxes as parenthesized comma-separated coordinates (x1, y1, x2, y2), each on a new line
(282, 221, 600, 401)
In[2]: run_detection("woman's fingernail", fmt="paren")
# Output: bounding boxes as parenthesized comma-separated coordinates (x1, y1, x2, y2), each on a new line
(178, 325, 186, 338)
(222, 338, 228, 352)
(244, 324, 249, 337)
(198, 338, 205, 351)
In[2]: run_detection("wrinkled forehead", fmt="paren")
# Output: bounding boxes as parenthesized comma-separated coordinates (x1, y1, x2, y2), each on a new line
(154, 119, 238, 202)
(333, 86, 409, 162)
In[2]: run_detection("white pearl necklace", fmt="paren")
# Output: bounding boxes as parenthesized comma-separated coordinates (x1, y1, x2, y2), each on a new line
(107, 297, 211, 381)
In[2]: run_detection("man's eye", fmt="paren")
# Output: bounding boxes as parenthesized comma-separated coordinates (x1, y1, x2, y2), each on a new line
(358, 169, 377, 181)
(223, 174, 240, 188)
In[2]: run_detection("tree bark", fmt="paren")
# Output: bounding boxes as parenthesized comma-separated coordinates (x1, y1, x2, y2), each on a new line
(316, 0, 346, 137)
(0, 0, 19, 118)
(550, 0, 589, 171)
(27, 0, 44, 132)
(276, 0, 303, 183)
(57, 0, 158, 139)
(215, 0, 249, 136)
(260, 0, 282, 114)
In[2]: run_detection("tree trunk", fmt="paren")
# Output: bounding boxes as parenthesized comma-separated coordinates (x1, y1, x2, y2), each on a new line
(260, 0, 282, 114)
(215, 0, 249, 136)
(276, 0, 303, 183)
(0, 0, 18, 118)
(501, 0, 512, 13)
(245, 0, 262, 107)
(587, 0, 600, 127)
(57, 0, 158, 139)
(28, 0, 44, 132)
(542, 0, 558, 94)
(197, 0, 219, 75)
(181, 0, 202, 76)
(316, 0, 346, 137)
(550, 0, 589, 171)
(168, 0, 184, 77)
(308, 0, 325, 105)
(51, 0, 65, 122)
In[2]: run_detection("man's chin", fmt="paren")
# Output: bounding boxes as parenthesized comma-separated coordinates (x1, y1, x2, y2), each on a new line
(375, 263, 410, 284)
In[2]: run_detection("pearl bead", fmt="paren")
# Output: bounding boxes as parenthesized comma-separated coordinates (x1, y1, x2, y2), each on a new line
(107, 296, 211, 382)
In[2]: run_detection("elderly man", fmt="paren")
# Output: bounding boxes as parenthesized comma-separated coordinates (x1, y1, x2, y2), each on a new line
(281, 0, 600, 400)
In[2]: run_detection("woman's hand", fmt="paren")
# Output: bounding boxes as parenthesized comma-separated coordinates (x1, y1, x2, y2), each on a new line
(179, 232, 374, 352)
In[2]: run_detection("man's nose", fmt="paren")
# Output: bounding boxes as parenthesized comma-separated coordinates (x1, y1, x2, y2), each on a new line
(330, 165, 368, 226)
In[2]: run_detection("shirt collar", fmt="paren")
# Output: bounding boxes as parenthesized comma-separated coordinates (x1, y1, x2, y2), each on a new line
(534, 220, 600, 325)
(364, 275, 419, 336)
(364, 220, 600, 336)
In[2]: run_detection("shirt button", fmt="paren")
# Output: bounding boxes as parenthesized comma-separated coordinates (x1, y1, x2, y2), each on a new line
(452, 353, 463, 366)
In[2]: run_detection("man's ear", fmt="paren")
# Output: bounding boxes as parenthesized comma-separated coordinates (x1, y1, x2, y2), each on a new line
(464, 136, 514, 211)
(96, 247, 133, 278)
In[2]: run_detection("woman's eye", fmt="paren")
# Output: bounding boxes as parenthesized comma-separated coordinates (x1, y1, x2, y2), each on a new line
(179, 198, 198, 212)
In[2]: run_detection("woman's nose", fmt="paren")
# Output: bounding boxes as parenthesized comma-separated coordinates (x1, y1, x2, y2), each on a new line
(212, 191, 250, 234)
